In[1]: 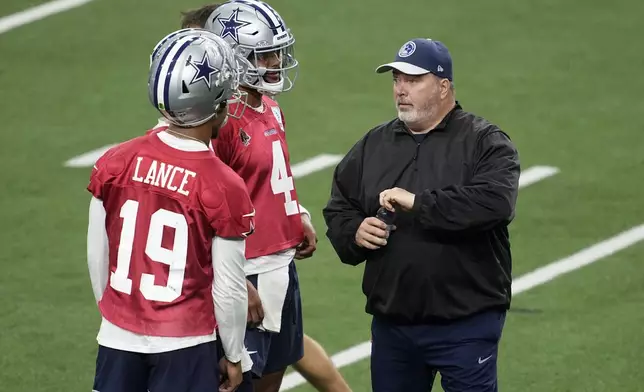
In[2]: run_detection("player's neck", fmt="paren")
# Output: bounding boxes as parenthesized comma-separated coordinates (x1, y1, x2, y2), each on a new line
(241, 87, 263, 109)
(166, 124, 211, 146)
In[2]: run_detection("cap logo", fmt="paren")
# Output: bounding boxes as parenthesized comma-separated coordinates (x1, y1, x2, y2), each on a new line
(398, 41, 416, 58)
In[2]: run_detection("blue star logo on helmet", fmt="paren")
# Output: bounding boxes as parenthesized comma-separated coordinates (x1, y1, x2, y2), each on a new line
(398, 41, 416, 58)
(189, 52, 219, 90)
(217, 8, 251, 44)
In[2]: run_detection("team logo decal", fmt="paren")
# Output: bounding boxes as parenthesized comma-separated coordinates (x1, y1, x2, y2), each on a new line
(216, 9, 251, 44)
(189, 52, 219, 90)
(398, 41, 416, 58)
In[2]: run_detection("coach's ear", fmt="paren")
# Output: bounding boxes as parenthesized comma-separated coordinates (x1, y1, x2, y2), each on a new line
(440, 78, 452, 99)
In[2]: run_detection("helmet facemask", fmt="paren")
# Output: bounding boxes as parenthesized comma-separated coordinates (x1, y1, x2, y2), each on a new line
(225, 52, 253, 119)
(238, 34, 298, 96)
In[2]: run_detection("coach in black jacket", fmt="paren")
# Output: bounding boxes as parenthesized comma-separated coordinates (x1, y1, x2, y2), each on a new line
(323, 38, 520, 392)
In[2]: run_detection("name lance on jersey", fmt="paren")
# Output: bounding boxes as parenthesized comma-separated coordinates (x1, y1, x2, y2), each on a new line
(131, 157, 196, 196)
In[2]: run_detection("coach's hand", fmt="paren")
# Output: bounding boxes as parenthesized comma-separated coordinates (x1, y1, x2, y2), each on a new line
(355, 217, 391, 250)
(219, 358, 242, 392)
(246, 280, 264, 328)
(379, 187, 415, 212)
(295, 213, 318, 259)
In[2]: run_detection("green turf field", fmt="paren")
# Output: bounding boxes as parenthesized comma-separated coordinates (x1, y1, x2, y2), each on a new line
(1, 0, 643, 390)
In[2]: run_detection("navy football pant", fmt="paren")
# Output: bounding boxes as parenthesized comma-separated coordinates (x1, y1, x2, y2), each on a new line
(215, 336, 255, 392)
(245, 260, 304, 378)
(93, 342, 219, 392)
(371, 310, 506, 392)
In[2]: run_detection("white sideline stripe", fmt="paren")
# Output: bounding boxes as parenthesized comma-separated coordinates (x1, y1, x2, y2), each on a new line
(518, 166, 559, 188)
(0, 0, 95, 35)
(291, 154, 343, 179)
(512, 224, 644, 293)
(280, 222, 644, 390)
(65, 147, 552, 189)
(64, 144, 117, 168)
(65, 144, 343, 178)
(65, 145, 342, 177)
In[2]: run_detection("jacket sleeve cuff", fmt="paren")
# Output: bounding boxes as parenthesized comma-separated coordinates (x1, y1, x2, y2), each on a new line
(412, 190, 425, 213)
(346, 220, 367, 258)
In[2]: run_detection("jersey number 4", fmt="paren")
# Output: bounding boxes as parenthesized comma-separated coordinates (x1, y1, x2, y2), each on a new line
(270, 140, 299, 216)
(110, 199, 187, 303)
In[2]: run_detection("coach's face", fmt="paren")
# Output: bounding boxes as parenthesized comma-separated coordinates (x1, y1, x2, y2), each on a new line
(393, 71, 449, 130)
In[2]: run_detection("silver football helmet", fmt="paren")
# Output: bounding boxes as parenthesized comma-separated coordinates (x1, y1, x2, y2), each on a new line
(204, 0, 298, 96)
(149, 28, 199, 66)
(148, 29, 250, 127)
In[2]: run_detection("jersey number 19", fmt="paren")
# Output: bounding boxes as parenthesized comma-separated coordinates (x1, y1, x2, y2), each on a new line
(110, 199, 189, 303)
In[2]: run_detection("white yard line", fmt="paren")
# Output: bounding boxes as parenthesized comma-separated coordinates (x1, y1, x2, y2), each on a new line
(280, 222, 644, 390)
(65, 143, 554, 188)
(65, 146, 343, 177)
(291, 154, 343, 178)
(0, 0, 95, 35)
(64, 144, 117, 168)
(518, 166, 559, 188)
(512, 224, 644, 293)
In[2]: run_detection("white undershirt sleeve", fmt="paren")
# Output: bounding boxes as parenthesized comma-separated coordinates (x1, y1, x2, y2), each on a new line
(212, 236, 248, 363)
(299, 203, 311, 220)
(87, 196, 110, 303)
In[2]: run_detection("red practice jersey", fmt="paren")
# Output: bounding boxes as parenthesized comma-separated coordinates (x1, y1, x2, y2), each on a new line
(214, 96, 303, 259)
(87, 132, 255, 337)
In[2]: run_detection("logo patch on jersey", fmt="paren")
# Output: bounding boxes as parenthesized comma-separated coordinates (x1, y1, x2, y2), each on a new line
(240, 128, 251, 146)
(264, 128, 277, 137)
(242, 209, 256, 238)
(271, 107, 284, 132)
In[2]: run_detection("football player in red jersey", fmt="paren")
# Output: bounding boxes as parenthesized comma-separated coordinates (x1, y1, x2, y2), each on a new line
(87, 30, 254, 392)
(202, 2, 352, 392)
(151, 4, 352, 392)
(152, 2, 352, 392)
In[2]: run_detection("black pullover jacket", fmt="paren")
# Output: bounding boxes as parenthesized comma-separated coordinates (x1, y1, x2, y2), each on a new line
(322, 104, 520, 324)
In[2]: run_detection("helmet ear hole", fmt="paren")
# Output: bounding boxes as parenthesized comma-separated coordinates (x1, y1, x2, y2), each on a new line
(213, 90, 226, 113)
(182, 81, 190, 94)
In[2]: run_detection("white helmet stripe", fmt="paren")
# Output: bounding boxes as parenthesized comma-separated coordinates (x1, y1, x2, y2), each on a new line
(258, 1, 284, 30)
(155, 36, 198, 112)
(150, 28, 195, 66)
(234, 0, 284, 33)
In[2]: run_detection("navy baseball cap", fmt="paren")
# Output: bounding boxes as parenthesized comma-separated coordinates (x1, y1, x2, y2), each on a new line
(376, 38, 453, 81)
